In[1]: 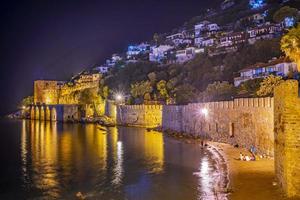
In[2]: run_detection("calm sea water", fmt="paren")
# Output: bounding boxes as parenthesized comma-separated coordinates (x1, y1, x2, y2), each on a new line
(0, 119, 226, 200)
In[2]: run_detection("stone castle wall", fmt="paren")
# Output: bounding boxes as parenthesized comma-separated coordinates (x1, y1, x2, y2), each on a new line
(34, 79, 99, 105)
(34, 80, 60, 104)
(105, 100, 117, 122)
(116, 105, 162, 128)
(274, 80, 300, 198)
(59, 82, 99, 104)
(30, 105, 80, 122)
(116, 98, 274, 155)
(162, 97, 274, 155)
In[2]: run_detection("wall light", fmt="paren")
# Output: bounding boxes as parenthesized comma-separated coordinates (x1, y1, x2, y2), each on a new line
(201, 108, 208, 117)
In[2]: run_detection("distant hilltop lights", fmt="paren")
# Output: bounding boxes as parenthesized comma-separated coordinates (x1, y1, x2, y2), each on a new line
(284, 17, 296, 28)
(249, 0, 265, 9)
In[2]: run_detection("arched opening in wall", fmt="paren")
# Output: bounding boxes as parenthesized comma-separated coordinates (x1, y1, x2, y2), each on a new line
(215, 123, 218, 133)
(30, 107, 35, 120)
(208, 123, 211, 131)
(40, 107, 45, 121)
(229, 122, 234, 137)
(51, 108, 57, 121)
(35, 107, 40, 120)
(45, 107, 51, 121)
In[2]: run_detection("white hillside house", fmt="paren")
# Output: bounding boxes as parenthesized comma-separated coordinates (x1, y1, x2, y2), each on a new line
(234, 58, 297, 86)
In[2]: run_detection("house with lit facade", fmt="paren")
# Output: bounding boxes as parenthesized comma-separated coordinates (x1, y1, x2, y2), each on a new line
(218, 31, 246, 48)
(194, 21, 220, 38)
(282, 17, 297, 28)
(234, 57, 297, 86)
(149, 45, 174, 63)
(194, 21, 220, 48)
(175, 47, 204, 63)
(249, 0, 266, 10)
(166, 33, 193, 47)
(93, 65, 110, 74)
(195, 36, 217, 48)
(247, 13, 265, 25)
(105, 53, 123, 67)
(126, 43, 150, 59)
(247, 23, 283, 44)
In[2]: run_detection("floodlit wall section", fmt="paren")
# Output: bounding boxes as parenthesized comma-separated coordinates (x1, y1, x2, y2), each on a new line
(162, 97, 274, 155)
(116, 105, 162, 128)
(274, 80, 300, 198)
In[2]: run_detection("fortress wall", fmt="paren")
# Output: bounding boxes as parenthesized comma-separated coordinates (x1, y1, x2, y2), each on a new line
(162, 97, 274, 155)
(274, 80, 300, 198)
(116, 105, 162, 128)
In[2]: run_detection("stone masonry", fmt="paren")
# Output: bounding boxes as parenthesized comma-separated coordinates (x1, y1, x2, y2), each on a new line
(162, 97, 274, 155)
(117, 105, 162, 128)
(274, 80, 300, 198)
(116, 98, 274, 155)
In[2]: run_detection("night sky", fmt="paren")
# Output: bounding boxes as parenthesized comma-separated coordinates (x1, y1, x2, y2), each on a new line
(0, 0, 219, 115)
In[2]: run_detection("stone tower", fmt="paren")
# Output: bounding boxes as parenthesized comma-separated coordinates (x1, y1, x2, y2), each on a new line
(274, 80, 300, 198)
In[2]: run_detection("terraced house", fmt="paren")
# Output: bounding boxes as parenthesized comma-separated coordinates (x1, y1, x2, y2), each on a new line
(234, 57, 297, 86)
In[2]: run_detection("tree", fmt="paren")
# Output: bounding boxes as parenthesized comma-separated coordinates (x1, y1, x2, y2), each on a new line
(20, 96, 33, 107)
(237, 78, 264, 96)
(78, 88, 103, 116)
(147, 72, 157, 85)
(173, 84, 198, 104)
(79, 88, 102, 105)
(102, 86, 110, 99)
(281, 24, 300, 71)
(273, 6, 298, 23)
(256, 75, 283, 97)
(130, 81, 153, 100)
(144, 93, 151, 101)
(200, 81, 236, 102)
(156, 80, 170, 103)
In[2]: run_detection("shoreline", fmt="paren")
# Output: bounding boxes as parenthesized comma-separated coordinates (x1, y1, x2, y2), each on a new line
(3, 119, 289, 199)
(206, 142, 287, 200)
(163, 131, 287, 200)
(205, 143, 230, 199)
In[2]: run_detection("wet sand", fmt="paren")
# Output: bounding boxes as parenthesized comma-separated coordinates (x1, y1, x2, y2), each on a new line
(211, 142, 288, 200)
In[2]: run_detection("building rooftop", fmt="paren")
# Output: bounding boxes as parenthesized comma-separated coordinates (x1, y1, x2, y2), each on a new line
(239, 57, 292, 72)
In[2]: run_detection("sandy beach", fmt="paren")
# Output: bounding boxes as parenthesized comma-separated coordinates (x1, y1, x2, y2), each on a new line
(211, 142, 289, 200)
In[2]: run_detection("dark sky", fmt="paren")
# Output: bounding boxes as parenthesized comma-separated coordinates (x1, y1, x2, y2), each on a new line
(0, 0, 219, 115)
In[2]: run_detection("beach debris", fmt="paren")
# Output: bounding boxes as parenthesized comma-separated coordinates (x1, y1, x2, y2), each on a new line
(76, 192, 86, 200)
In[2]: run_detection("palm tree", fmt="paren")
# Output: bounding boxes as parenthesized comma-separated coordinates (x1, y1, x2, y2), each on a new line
(281, 24, 300, 71)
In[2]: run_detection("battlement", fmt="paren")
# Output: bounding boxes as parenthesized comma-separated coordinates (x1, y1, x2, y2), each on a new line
(118, 104, 163, 110)
(187, 97, 273, 109)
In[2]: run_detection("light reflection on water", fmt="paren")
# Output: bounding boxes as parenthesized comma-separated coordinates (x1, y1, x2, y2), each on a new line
(3, 120, 227, 199)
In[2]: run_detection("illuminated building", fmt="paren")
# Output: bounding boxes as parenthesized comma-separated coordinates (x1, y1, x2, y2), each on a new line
(249, 0, 265, 9)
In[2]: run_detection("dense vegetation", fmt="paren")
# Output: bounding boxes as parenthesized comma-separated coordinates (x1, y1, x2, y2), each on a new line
(101, 39, 283, 104)
(20, 1, 300, 106)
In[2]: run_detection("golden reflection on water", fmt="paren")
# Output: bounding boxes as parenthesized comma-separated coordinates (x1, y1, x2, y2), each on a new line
(144, 131, 164, 173)
(18, 121, 222, 200)
(21, 120, 28, 184)
(85, 124, 107, 170)
(109, 127, 123, 186)
(30, 121, 60, 198)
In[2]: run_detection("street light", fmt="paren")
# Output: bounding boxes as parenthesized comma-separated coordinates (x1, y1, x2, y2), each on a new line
(201, 108, 208, 117)
(116, 94, 123, 101)
(115, 93, 124, 104)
